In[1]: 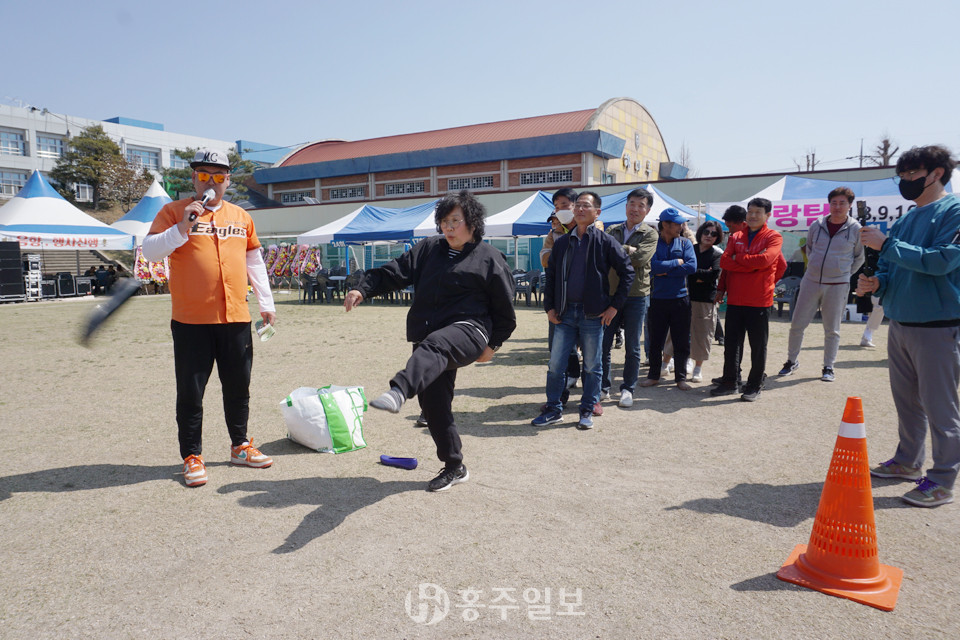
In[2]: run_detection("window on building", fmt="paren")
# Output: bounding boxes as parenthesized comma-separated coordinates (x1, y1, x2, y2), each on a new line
(384, 181, 426, 196)
(602, 172, 616, 184)
(279, 190, 315, 204)
(330, 186, 366, 200)
(75, 183, 93, 202)
(126, 145, 161, 171)
(36, 135, 65, 159)
(169, 153, 189, 169)
(0, 128, 26, 156)
(519, 169, 573, 186)
(0, 170, 27, 196)
(447, 175, 495, 191)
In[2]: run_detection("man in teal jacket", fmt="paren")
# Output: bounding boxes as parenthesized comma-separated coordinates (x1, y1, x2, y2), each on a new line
(859, 145, 960, 508)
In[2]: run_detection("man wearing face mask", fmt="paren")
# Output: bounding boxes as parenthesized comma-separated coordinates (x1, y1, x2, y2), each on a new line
(143, 148, 276, 488)
(858, 145, 960, 508)
(540, 188, 581, 403)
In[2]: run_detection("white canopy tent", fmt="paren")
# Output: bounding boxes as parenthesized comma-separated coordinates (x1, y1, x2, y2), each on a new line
(0, 171, 134, 250)
(111, 180, 172, 245)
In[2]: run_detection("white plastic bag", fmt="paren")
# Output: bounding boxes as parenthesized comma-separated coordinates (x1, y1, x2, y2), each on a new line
(280, 385, 367, 453)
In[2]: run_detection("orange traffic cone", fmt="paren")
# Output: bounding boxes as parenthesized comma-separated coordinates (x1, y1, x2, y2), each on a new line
(776, 396, 903, 611)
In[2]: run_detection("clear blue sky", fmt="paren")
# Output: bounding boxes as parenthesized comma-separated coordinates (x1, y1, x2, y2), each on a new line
(5, 0, 958, 177)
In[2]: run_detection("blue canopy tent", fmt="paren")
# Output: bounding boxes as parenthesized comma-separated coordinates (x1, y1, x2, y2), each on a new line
(484, 186, 704, 240)
(484, 191, 557, 237)
(297, 199, 440, 272)
(597, 185, 702, 227)
(297, 199, 440, 245)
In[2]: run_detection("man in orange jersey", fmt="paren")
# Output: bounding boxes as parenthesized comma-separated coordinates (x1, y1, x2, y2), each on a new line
(142, 149, 276, 487)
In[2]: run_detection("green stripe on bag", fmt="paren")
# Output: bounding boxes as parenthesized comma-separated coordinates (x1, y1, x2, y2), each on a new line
(318, 393, 355, 453)
(285, 396, 293, 407)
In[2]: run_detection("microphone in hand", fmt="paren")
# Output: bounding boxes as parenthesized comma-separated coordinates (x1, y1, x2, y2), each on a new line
(190, 188, 217, 221)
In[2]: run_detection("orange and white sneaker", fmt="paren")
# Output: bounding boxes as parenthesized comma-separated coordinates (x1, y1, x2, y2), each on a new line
(230, 439, 273, 468)
(183, 455, 207, 487)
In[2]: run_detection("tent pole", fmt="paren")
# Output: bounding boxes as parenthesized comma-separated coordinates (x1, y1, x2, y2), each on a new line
(514, 236, 519, 270)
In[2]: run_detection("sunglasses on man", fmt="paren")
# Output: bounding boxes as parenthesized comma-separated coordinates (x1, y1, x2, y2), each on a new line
(196, 171, 228, 184)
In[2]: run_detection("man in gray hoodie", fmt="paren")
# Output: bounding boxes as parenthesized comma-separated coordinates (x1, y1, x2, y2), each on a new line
(779, 186, 864, 382)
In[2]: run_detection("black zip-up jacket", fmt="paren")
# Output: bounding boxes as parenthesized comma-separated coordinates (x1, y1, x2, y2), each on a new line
(355, 235, 517, 347)
(544, 224, 634, 316)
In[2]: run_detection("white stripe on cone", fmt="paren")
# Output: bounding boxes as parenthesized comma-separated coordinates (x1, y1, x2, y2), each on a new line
(838, 420, 866, 439)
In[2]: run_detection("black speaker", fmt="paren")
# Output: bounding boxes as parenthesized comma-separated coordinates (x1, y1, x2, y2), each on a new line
(0, 267, 21, 284)
(41, 280, 56, 297)
(0, 256, 20, 268)
(0, 242, 20, 259)
(0, 282, 25, 297)
(57, 273, 76, 297)
(75, 277, 92, 296)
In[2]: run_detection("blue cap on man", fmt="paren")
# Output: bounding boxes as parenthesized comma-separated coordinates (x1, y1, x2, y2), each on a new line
(658, 208, 686, 224)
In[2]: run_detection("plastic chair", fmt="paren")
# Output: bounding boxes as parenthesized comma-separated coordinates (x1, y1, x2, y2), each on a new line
(315, 274, 335, 303)
(515, 269, 541, 306)
(299, 274, 317, 303)
(774, 276, 803, 318)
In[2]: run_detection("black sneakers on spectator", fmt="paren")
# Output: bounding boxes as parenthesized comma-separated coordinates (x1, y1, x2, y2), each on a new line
(710, 380, 741, 397)
(415, 413, 428, 427)
(371, 387, 405, 413)
(740, 375, 767, 402)
(427, 464, 469, 492)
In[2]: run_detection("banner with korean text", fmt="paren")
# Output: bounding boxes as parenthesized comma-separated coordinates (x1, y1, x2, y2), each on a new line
(707, 197, 916, 234)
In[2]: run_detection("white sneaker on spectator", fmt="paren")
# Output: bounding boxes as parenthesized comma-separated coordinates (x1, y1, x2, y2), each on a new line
(618, 389, 634, 407)
(691, 366, 703, 382)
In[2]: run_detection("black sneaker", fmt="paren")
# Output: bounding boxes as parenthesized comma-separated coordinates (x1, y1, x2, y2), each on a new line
(415, 413, 428, 427)
(370, 387, 406, 413)
(740, 386, 762, 402)
(820, 367, 835, 382)
(740, 375, 767, 402)
(710, 381, 740, 397)
(778, 360, 799, 376)
(427, 464, 469, 492)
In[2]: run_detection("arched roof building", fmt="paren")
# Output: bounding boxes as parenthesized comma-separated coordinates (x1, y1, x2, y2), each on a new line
(253, 98, 676, 205)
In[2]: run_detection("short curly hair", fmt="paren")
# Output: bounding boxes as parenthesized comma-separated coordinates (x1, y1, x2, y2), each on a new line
(435, 190, 486, 242)
(896, 145, 957, 185)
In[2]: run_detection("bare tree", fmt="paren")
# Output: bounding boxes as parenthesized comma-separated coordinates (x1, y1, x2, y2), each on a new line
(795, 149, 820, 172)
(869, 135, 899, 167)
(677, 140, 699, 178)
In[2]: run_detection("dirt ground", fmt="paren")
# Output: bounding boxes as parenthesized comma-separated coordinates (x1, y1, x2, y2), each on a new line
(1, 293, 958, 639)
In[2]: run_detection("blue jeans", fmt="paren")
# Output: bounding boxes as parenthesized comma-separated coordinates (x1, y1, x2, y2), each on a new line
(602, 295, 649, 393)
(546, 304, 603, 413)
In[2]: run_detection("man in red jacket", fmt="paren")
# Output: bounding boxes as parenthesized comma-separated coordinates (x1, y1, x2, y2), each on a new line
(710, 198, 786, 401)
